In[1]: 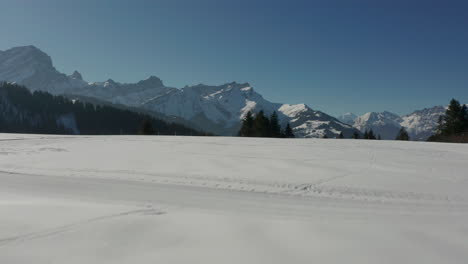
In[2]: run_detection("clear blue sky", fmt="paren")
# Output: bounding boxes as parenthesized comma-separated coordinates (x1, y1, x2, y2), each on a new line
(1, 0, 467, 116)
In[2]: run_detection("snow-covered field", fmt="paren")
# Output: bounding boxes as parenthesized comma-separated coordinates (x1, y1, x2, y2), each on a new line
(1, 134, 467, 263)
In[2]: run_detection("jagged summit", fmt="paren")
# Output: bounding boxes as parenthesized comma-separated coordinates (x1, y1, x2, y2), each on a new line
(0, 45, 87, 93)
(137, 76, 164, 87)
(401, 106, 446, 140)
(337, 112, 358, 125)
(70, 71, 83, 80)
(0, 45, 402, 138)
(349, 108, 446, 140)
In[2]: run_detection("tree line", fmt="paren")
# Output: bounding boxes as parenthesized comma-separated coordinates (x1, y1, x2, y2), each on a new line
(0, 82, 206, 136)
(428, 98, 468, 143)
(238, 111, 295, 138)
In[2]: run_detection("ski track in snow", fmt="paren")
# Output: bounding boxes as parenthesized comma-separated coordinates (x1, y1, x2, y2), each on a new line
(1, 134, 468, 264)
(0, 208, 165, 247)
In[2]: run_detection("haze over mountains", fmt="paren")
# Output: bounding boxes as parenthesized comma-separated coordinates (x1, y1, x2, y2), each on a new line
(0, 45, 448, 139)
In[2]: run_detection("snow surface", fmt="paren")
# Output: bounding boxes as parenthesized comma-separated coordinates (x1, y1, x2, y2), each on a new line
(0, 134, 467, 263)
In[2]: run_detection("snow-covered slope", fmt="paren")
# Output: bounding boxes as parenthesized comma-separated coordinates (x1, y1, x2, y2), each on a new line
(74, 76, 175, 107)
(1, 134, 468, 264)
(279, 104, 357, 138)
(141, 82, 278, 132)
(346, 106, 447, 141)
(353, 111, 402, 139)
(401, 106, 446, 141)
(337, 112, 357, 125)
(142, 83, 357, 137)
(0, 45, 359, 138)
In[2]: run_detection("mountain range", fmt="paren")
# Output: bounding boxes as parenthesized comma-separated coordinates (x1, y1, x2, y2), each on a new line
(338, 107, 446, 140)
(0, 45, 448, 139)
(0, 45, 359, 137)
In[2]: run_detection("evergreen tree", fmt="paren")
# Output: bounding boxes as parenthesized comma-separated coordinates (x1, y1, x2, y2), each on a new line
(435, 115, 445, 135)
(338, 132, 344, 139)
(322, 134, 328, 138)
(377, 134, 381, 140)
(269, 111, 281, 138)
(284, 123, 295, 138)
(254, 110, 270, 137)
(368, 129, 377, 139)
(139, 119, 155, 135)
(0, 82, 203, 136)
(352, 131, 360, 139)
(238, 111, 255, 137)
(395, 127, 409, 141)
(443, 99, 466, 135)
(363, 130, 369, 139)
(462, 104, 468, 131)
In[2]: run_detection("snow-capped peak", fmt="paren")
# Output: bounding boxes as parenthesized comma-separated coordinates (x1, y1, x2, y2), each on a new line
(278, 104, 308, 118)
(400, 106, 446, 140)
(337, 112, 358, 125)
(0, 45, 361, 138)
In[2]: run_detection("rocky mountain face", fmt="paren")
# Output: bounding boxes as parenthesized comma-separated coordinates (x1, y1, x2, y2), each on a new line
(0, 45, 358, 138)
(352, 111, 402, 140)
(400, 106, 446, 141)
(340, 107, 446, 140)
(0, 46, 87, 93)
(337, 112, 358, 125)
(140, 82, 358, 137)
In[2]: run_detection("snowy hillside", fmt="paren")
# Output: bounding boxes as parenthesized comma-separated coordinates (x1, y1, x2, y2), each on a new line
(279, 104, 357, 138)
(337, 112, 357, 125)
(142, 83, 356, 137)
(1, 134, 468, 264)
(352, 111, 402, 139)
(0, 45, 359, 138)
(401, 106, 446, 141)
(347, 106, 447, 140)
(75, 76, 176, 107)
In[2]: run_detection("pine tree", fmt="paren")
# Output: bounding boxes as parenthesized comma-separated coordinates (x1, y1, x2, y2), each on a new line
(139, 119, 155, 135)
(377, 134, 381, 140)
(352, 131, 360, 139)
(284, 123, 295, 138)
(428, 99, 468, 142)
(363, 130, 369, 139)
(395, 127, 409, 141)
(436, 115, 444, 135)
(239, 111, 255, 137)
(368, 129, 376, 140)
(443, 99, 466, 135)
(461, 104, 468, 131)
(322, 134, 328, 138)
(254, 111, 270, 137)
(338, 132, 344, 139)
(269, 111, 281, 138)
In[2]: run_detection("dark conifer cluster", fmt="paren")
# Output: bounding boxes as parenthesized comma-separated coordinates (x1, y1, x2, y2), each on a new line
(0, 82, 205, 136)
(395, 127, 409, 141)
(428, 98, 468, 143)
(238, 111, 294, 138)
(362, 129, 380, 140)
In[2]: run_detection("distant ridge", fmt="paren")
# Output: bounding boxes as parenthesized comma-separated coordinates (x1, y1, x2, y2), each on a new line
(0, 45, 359, 138)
